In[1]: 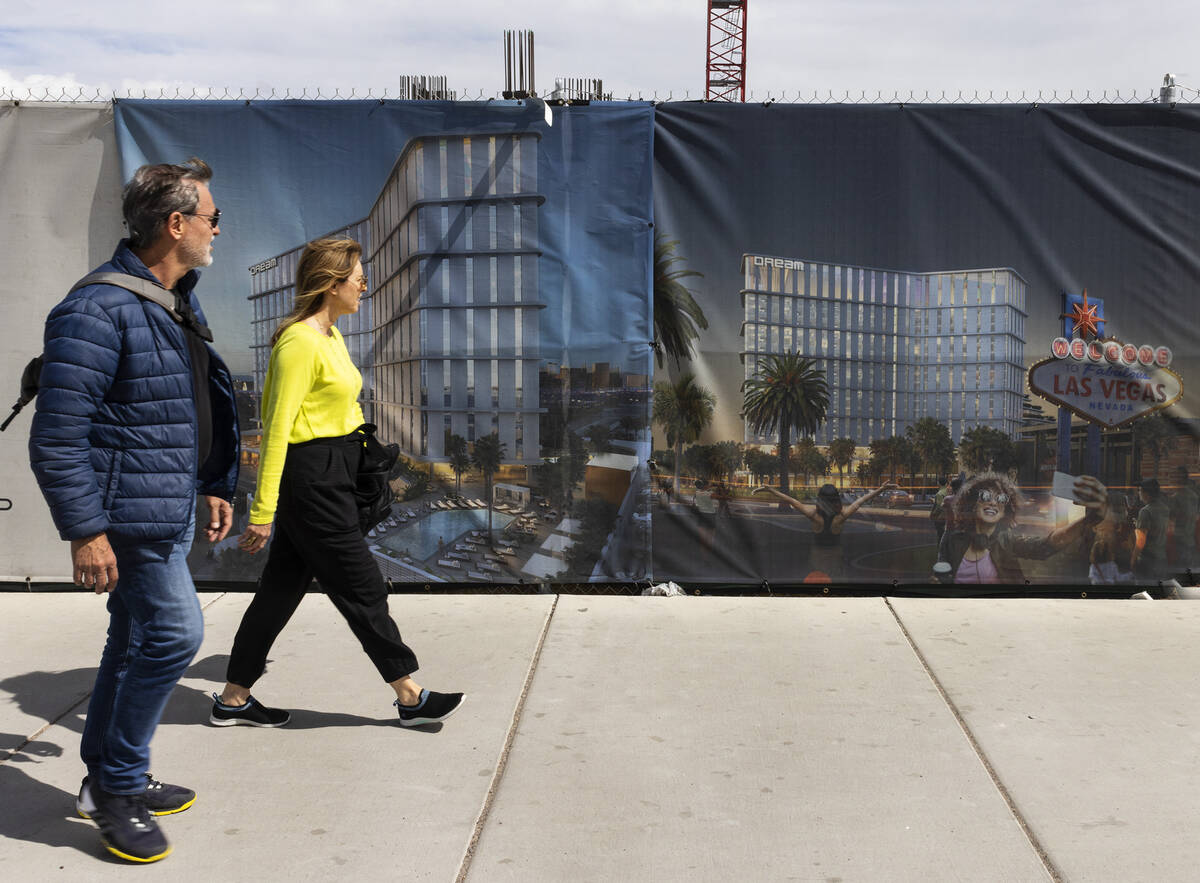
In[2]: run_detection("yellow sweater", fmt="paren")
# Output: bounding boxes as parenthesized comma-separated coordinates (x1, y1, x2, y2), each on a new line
(249, 323, 365, 524)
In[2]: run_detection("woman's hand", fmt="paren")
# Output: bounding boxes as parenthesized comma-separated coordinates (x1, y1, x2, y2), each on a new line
(1074, 475, 1108, 511)
(237, 521, 273, 555)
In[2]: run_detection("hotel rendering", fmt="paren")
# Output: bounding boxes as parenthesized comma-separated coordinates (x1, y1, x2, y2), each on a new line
(365, 132, 546, 466)
(248, 133, 546, 468)
(740, 254, 1028, 445)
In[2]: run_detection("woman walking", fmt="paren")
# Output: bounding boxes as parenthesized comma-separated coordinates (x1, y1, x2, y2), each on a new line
(211, 238, 463, 728)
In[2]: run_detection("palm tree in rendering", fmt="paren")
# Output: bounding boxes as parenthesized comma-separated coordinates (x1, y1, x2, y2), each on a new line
(828, 437, 857, 489)
(742, 353, 829, 505)
(905, 417, 955, 487)
(471, 433, 507, 545)
(1132, 413, 1175, 479)
(446, 434, 470, 496)
(653, 234, 709, 368)
(653, 374, 716, 498)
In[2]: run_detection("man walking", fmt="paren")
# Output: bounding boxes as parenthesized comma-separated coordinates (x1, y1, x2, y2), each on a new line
(29, 158, 239, 863)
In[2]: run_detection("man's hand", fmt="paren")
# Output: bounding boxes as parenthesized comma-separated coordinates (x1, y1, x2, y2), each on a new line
(237, 521, 273, 555)
(70, 533, 118, 594)
(203, 495, 234, 543)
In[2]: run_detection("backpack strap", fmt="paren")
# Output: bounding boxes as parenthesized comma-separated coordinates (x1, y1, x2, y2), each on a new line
(3, 273, 215, 432)
(70, 272, 213, 342)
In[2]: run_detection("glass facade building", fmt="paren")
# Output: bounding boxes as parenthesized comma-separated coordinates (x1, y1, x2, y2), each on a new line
(740, 254, 1027, 445)
(366, 133, 546, 465)
(247, 133, 546, 467)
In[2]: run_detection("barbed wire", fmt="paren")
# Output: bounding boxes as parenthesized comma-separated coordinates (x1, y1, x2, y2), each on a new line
(2, 84, 1198, 105)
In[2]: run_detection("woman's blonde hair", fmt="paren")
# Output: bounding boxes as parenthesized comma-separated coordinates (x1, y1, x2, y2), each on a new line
(271, 238, 362, 345)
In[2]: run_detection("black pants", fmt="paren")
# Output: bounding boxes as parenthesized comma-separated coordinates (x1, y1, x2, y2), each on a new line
(226, 433, 419, 686)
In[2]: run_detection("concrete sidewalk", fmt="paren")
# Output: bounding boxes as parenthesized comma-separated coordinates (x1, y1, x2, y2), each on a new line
(1, 593, 1198, 881)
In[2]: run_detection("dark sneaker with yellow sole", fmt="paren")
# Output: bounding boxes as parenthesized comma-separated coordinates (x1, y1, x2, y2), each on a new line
(77, 773, 195, 819)
(394, 689, 465, 726)
(209, 693, 291, 727)
(87, 787, 171, 863)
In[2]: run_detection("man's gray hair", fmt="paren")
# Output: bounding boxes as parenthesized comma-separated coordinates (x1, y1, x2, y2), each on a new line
(122, 157, 213, 248)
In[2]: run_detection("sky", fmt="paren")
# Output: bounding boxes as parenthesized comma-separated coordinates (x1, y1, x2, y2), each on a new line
(2, 0, 1199, 103)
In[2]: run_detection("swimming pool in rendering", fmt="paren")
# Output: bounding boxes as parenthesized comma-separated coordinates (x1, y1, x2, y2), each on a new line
(375, 509, 515, 561)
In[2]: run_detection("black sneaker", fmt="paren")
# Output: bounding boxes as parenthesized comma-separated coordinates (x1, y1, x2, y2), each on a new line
(209, 693, 291, 727)
(87, 787, 171, 863)
(395, 690, 465, 727)
(77, 773, 195, 819)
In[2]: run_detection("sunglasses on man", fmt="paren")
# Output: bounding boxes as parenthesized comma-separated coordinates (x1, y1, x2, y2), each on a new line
(183, 208, 221, 229)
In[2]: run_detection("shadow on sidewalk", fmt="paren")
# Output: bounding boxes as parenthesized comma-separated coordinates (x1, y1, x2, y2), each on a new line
(0, 655, 443, 740)
(0, 669, 94, 742)
(284, 709, 443, 730)
(0, 653, 240, 740)
(178, 655, 446, 731)
(182, 653, 234, 682)
(0, 742, 96, 857)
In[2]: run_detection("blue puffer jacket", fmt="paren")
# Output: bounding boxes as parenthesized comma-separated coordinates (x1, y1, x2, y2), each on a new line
(30, 242, 239, 546)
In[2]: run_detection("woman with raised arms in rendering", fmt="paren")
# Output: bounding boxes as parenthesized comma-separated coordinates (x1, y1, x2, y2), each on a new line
(209, 238, 464, 729)
(753, 482, 897, 580)
(937, 472, 1107, 585)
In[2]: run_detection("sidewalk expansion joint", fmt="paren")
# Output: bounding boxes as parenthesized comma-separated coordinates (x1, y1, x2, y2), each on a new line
(1, 592, 229, 768)
(884, 597, 1062, 883)
(455, 592, 559, 883)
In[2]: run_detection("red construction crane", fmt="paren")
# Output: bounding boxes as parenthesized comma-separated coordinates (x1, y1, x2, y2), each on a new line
(705, 1, 748, 101)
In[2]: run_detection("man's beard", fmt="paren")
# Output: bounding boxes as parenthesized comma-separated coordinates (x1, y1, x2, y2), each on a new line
(180, 237, 214, 269)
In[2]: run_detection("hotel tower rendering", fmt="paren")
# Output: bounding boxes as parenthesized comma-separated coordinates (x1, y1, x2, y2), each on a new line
(249, 133, 546, 467)
(367, 133, 545, 465)
(740, 254, 1028, 445)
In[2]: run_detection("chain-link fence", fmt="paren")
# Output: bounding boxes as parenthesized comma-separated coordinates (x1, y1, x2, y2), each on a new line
(3, 85, 1198, 105)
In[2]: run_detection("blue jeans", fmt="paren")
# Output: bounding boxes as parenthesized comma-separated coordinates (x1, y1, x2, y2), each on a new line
(80, 509, 203, 794)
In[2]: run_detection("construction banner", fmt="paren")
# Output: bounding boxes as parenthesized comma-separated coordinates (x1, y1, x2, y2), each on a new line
(0, 103, 126, 582)
(6, 101, 1200, 591)
(650, 103, 1200, 589)
(4, 100, 654, 586)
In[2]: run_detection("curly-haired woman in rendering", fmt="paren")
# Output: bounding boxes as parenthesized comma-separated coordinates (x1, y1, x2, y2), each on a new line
(938, 472, 1107, 585)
